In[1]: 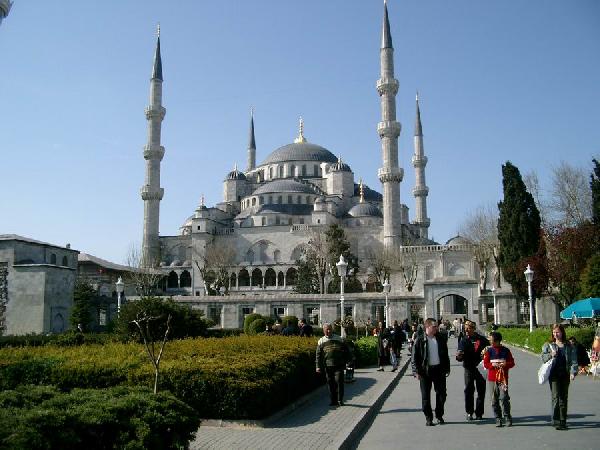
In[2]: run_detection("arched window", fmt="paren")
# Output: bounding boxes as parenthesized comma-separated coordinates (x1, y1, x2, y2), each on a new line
(273, 249, 281, 263)
(269, 167, 273, 179)
(314, 164, 319, 176)
(61, 256, 68, 266)
(278, 166, 284, 178)
(252, 197, 256, 206)
(290, 165, 296, 177)
(269, 196, 273, 204)
(259, 196, 264, 205)
(230, 272, 237, 287)
(286, 267, 298, 286)
(302, 165, 307, 176)
(50, 254, 57, 265)
(297, 195, 302, 204)
(262, 217, 266, 226)
(238, 269, 250, 286)
(277, 271, 285, 286)
(167, 271, 179, 288)
(265, 268, 277, 287)
(180, 270, 191, 287)
(277, 196, 282, 204)
(288, 195, 292, 204)
(306, 196, 310, 204)
(251, 268, 263, 287)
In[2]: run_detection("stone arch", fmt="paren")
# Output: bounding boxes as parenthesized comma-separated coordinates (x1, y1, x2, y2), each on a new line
(167, 271, 179, 288)
(277, 271, 285, 286)
(51, 313, 65, 333)
(230, 272, 237, 287)
(61, 256, 68, 266)
(247, 239, 279, 264)
(286, 267, 298, 286)
(448, 263, 467, 277)
(290, 244, 307, 262)
(180, 270, 191, 288)
(50, 253, 57, 265)
(265, 268, 277, 287)
(251, 268, 263, 287)
(238, 268, 250, 286)
(436, 293, 468, 316)
(246, 249, 255, 264)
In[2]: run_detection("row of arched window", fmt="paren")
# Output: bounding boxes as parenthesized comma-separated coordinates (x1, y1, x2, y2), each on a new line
(163, 268, 299, 290)
(241, 194, 315, 210)
(49, 254, 69, 266)
(256, 164, 322, 182)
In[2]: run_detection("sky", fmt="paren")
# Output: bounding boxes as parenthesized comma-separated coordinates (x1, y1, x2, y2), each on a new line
(1, 0, 599, 265)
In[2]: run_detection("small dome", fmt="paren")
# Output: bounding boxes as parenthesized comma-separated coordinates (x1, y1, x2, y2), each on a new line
(226, 167, 246, 181)
(170, 259, 182, 267)
(253, 179, 318, 195)
(261, 142, 338, 165)
(348, 202, 383, 218)
(354, 183, 382, 202)
(445, 235, 471, 246)
(183, 260, 192, 267)
(331, 158, 351, 172)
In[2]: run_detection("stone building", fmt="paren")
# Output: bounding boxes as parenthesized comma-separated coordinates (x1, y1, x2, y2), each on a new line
(135, 3, 556, 329)
(0, 234, 78, 335)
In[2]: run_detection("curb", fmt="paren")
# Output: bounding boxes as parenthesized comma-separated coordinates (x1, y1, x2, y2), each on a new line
(331, 354, 411, 450)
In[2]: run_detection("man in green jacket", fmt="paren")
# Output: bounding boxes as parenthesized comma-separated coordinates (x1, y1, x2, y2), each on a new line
(316, 323, 350, 406)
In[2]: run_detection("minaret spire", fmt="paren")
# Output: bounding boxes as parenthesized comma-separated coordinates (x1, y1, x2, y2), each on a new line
(294, 117, 307, 143)
(141, 27, 166, 267)
(247, 107, 256, 171)
(377, 0, 403, 248)
(412, 92, 430, 239)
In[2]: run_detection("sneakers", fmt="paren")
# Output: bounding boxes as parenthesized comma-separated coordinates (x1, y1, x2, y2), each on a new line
(496, 418, 504, 427)
(391, 367, 398, 372)
(425, 418, 435, 426)
(475, 415, 483, 420)
(556, 421, 567, 430)
(377, 367, 384, 372)
(505, 416, 512, 427)
(436, 417, 445, 425)
(466, 413, 474, 421)
(338, 400, 344, 406)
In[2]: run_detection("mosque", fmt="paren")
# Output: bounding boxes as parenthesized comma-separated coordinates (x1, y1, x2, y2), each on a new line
(138, 2, 553, 329)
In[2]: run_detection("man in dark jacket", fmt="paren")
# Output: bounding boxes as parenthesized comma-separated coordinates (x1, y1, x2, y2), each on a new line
(457, 320, 490, 420)
(411, 318, 451, 426)
(316, 323, 350, 406)
(299, 318, 314, 337)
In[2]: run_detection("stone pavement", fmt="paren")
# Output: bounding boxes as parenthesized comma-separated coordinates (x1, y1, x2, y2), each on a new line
(190, 349, 411, 450)
(355, 337, 600, 450)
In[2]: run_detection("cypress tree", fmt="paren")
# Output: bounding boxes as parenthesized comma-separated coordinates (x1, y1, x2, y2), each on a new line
(591, 158, 600, 225)
(497, 161, 542, 297)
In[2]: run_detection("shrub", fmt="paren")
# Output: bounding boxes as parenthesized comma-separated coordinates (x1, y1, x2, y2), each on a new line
(498, 326, 596, 353)
(354, 336, 378, 367)
(0, 385, 199, 450)
(247, 318, 267, 335)
(281, 315, 299, 330)
(243, 313, 263, 334)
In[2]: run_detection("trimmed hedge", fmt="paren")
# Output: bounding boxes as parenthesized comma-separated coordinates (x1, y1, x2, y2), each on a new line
(354, 336, 378, 367)
(0, 385, 198, 450)
(0, 332, 125, 349)
(0, 336, 321, 420)
(498, 326, 596, 354)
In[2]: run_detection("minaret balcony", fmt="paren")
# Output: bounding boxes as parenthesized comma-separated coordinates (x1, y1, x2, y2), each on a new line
(377, 121, 401, 138)
(413, 218, 431, 228)
(143, 144, 165, 161)
(140, 185, 164, 201)
(144, 106, 166, 120)
(411, 155, 428, 167)
(412, 186, 429, 197)
(376, 78, 399, 96)
(378, 167, 403, 183)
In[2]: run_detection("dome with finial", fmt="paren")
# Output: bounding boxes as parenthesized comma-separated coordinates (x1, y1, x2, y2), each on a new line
(331, 156, 352, 172)
(226, 164, 247, 181)
(348, 203, 383, 218)
(261, 118, 337, 165)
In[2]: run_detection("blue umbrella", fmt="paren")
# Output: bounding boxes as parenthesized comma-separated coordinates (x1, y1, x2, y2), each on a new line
(560, 297, 600, 319)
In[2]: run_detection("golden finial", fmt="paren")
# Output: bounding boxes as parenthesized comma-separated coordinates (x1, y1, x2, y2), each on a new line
(157, 23, 160, 38)
(294, 116, 307, 143)
(359, 179, 365, 203)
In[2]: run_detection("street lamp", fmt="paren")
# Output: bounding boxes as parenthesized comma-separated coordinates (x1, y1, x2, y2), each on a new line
(490, 286, 498, 325)
(336, 254, 348, 338)
(115, 276, 125, 316)
(382, 278, 391, 328)
(524, 264, 534, 333)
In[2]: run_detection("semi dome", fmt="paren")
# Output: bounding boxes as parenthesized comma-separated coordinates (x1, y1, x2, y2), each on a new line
(445, 235, 472, 246)
(261, 142, 337, 165)
(252, 179, 318, 195)
(348, 202, 383, 218)
(331, 158, 352, 172)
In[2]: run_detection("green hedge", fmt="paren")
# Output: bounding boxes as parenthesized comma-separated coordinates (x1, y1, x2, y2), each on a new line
(0, 385, 198, 450)
(498, 326, 596, 354)
(354, 336, 378, 367)
(0, 332, 125, 349)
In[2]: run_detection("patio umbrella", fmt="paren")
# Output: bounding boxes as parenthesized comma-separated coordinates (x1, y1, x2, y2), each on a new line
(559, 297, 600, 320)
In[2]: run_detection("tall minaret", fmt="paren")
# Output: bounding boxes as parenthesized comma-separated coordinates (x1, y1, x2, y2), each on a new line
(246, 108, 256, 171)
(377, 0, 403, 248)
(412, 93, 430, 239)
(141, 25, 166, 267)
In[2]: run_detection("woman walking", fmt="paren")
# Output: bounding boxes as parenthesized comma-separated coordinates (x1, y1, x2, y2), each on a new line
(541, 324, 578, 430)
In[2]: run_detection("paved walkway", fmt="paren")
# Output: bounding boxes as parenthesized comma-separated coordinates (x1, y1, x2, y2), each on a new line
(355, 338, 600, 450)
(191, 338, 600, 450)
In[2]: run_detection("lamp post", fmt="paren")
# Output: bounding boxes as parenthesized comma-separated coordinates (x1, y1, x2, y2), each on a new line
(382, 278, 391, 328)
(115, 276, 125, 316)
(491, 286, 498, 325)
(336, 254, 348, 338)
(524, 264, 534, 333)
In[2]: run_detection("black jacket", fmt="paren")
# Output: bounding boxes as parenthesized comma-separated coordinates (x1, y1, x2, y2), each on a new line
(457, 332, 490, 369)
(411, 333, 450, 377)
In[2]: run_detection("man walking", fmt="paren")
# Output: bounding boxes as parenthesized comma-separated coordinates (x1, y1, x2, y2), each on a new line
(457, 320, 490, 421)
(412, 318, 450, 426)
(316, 323, 350, 407)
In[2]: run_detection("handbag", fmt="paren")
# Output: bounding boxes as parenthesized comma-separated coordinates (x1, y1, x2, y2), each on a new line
(538, 359, 553, 384)
(477, 360, 487, 378)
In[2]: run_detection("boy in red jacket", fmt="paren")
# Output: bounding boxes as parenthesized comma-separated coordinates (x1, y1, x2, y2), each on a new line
(483, 331, 515, 427)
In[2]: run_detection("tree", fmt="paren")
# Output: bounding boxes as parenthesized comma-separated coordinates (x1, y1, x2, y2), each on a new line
(294, 256, 319, 294)
(549, 161, 592, 227)
(193, 238, 236, 295)
(324, 224, 361, 294)
(364, 236, 420, 292)
(591, 159, 600, 226)
(546, 224, 600, 306)
(497, 161, 542, 298)
(580, 254, 600, 298)
(70, 280, 95, 330)
(125, 244, 164, 297)
(523, 171, 551, 229)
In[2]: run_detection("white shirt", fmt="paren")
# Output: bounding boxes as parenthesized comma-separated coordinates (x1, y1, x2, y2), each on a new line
(427, 335, 441, 366)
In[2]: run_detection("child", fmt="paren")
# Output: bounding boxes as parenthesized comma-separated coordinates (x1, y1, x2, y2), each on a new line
(483, 331, 515, 427)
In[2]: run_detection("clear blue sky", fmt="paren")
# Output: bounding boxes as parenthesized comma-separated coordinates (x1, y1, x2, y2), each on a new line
(1, 0, 599, 264)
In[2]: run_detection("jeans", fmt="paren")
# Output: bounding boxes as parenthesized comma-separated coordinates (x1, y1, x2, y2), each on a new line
(325, 366, 345, 404)
(464, 367, 486, 417)
(549, 376, 570, 423)
(489, 381, 511, 418)
(419, 365, 447, 419)
(390, 350, 398, 369)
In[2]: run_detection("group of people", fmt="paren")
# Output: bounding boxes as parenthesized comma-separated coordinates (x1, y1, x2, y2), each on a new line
(373, 320, 407, 372)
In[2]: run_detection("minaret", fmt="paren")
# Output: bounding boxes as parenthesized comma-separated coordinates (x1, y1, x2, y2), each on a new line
(0, 0, 12, 26)
(246, 108, 256, 171)
(141, 25, 166, 267)
(377, 0, 403, 248)
(412, 92, 430, 239)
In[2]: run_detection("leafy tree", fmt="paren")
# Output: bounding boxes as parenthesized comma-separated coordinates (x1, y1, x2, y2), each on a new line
(591, 158, 600, 226)
(294, 257, 319, 294)
(580, 253, 600, 298)
(497, 161, 542, 298)
(324, 224, 361, 294)
(70, 280, 95, 330)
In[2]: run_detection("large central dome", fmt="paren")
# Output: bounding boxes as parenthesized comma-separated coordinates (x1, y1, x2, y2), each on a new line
(261, 142, 338, 165)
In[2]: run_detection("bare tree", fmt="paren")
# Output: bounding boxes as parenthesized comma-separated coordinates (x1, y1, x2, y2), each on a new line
(193, 238, 236, 294)
(304, 228, 331, 294)
(125, 244, 164, 297)
(131, 311, 171, 394)
(550, 161, 593, 227)
(524, 171, 551, 228)
(365, 240, 419, 292)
